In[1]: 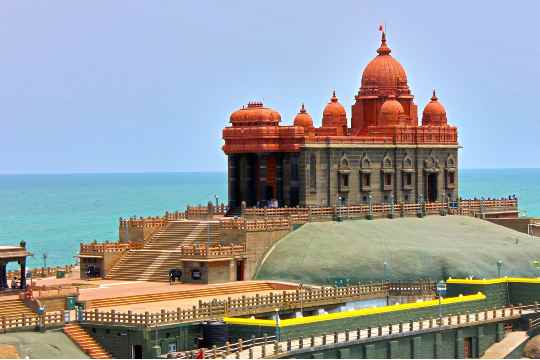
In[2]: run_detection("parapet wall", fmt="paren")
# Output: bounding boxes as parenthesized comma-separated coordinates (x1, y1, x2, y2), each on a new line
(446, 278, 540, 307)
(224, 293, 487, 339)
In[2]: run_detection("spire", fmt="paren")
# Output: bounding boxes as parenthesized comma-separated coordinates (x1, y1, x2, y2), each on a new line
(377, 31, 391, 56)
(331, 90, 338, 102)
(431, 89, 438, 101)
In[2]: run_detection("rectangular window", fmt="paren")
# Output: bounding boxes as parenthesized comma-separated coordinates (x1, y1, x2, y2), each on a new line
(405, 173, 412, 186)
(341, 174, 349, 187)
(363, 173, 371, 187)
(449, 172, 455, 185)
(384, 173, 392, 186)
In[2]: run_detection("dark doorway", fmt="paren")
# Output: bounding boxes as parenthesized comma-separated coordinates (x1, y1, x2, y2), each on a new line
(290, 188, 299, 207)
(426, 173, 438, 202)
(463, 337, 473, 359)
(265, 185, 274, 201)
(132, 345, 143, 359)
(236, 261, 244, 281)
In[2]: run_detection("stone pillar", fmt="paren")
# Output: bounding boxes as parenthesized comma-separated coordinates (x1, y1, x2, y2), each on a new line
(0, 262, 7, 289)
(257, 154, 267, 203)
(228, 155, 239, 208)
(19, 257, 26, 289)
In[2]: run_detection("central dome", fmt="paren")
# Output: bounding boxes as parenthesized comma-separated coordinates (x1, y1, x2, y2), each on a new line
(360, 32, 410, 96)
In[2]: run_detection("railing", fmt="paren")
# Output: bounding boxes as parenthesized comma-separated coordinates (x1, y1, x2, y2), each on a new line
(242, 198, 518, 221)
(0, 311, 64, 333)
(220, 218, 291, 232)
(171, 304, 536, 359)
(27, 284, 80, 299)
(7, 265, 75, 280)
(529, 316, 540, 331)
(80, 242, 144, 255)
(79, 282, 435, 327)
(119, 205, 230, 228)
(169, 244, 247, 258)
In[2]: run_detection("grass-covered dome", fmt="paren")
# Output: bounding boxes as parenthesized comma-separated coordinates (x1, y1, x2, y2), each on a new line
(255, 216, 540, 285)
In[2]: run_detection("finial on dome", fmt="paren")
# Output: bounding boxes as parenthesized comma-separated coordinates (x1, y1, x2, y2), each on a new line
(300, 103, 306, 113)
(331, 90, 338, 102)
(431, 89, 438, 101)
(377, 31, 391, 56)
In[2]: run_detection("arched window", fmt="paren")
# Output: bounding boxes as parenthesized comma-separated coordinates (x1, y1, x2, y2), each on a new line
(309, 154, 316, 191)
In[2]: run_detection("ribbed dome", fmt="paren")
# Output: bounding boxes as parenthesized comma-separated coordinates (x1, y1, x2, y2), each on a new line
(294, 103, 313, 128)
(230, 101, 281, 126)
(322, 91, 347, 128)
(360, 32, 410, 96)
(422, 90, 447, 126)
(378, 97, 405, 126)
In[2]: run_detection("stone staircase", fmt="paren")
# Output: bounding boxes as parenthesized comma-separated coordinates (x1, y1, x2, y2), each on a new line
(105, 220, 222, 282)
(105, 250, 184, 282)
(144, 220, 221, 250)
(0, 299, 37, 318)
(64, 323, 111, 359)
(85, 282, 282, 309)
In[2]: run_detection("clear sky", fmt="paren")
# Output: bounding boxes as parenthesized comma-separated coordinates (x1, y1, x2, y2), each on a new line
(1, 1, 539, 174)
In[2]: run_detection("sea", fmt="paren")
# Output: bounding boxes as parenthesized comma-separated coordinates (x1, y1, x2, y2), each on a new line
(0, 169, 539, 269)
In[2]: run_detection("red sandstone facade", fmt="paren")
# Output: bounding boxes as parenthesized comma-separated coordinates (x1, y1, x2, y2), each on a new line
(223, 32, 459, 209)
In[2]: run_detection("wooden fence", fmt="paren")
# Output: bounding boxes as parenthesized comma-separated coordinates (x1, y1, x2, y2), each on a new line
(0, 311, 64, 333)
(80, 242, 144, 255)
(79, 282, 435, 327)
(7, 265, 75, 280)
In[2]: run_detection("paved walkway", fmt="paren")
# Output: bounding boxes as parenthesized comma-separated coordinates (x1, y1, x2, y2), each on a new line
(0, 330, 88, 359)
(481, 331, 529, 359)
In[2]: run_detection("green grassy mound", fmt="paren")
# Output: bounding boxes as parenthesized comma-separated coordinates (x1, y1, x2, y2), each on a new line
(255, 216, 540, 285)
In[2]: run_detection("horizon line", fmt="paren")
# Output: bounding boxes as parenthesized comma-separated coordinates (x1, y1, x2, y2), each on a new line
(0, 167, 539, 176)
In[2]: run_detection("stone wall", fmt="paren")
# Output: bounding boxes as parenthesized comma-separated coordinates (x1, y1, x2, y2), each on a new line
(221, 228, 291, 280)
(225, 297, 488, 340)
(280, 323, 503, 359)
(301, 145, 458, 207)
(81, 323, 201, 358)
(446, 279, 540, 307)
(487, 218, 540, 236)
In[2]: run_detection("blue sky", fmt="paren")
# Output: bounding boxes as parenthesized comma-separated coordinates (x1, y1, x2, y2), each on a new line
(1, 1, 539, 173)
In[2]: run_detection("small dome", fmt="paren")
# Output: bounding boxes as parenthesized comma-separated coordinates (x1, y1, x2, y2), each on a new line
(294, 103, 313, 128)
(230, 101, 281, 126)
(360, 32, 410, 96)
(322, 91, 347, 128)
(378, 96, 405, 126)
(422, 90, 447, 126)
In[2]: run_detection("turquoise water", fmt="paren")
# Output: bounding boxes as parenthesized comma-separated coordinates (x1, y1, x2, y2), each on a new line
(0, 169, 538, 269)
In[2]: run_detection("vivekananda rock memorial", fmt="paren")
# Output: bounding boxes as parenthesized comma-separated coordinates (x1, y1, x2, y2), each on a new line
(223, 32, 458, 211)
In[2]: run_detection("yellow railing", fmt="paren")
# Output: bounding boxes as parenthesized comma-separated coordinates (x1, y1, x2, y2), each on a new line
(223, 293, 486, 328)
(447, 277, 540, 285)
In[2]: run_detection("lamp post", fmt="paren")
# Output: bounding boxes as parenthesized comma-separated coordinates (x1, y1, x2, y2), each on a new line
(437, 280, 447, 326)
(42, 253, 48, 269)
(389, 194, 395, 219)
(383, 261, 389, 305)
(274, 308, 281, 341)
(497, 260, 503, 278)
(337, 196, 343, 222)
(367, 193, 373, 220)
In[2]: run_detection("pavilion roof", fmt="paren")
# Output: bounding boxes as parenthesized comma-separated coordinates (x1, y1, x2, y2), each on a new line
(0, 246, 32, 259)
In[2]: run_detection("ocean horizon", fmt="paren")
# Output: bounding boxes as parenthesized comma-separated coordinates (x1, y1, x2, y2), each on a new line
(1, 168, 538, 269)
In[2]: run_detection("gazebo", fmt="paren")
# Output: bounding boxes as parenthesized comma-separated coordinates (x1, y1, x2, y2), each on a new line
(0, 241, 31, 290)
